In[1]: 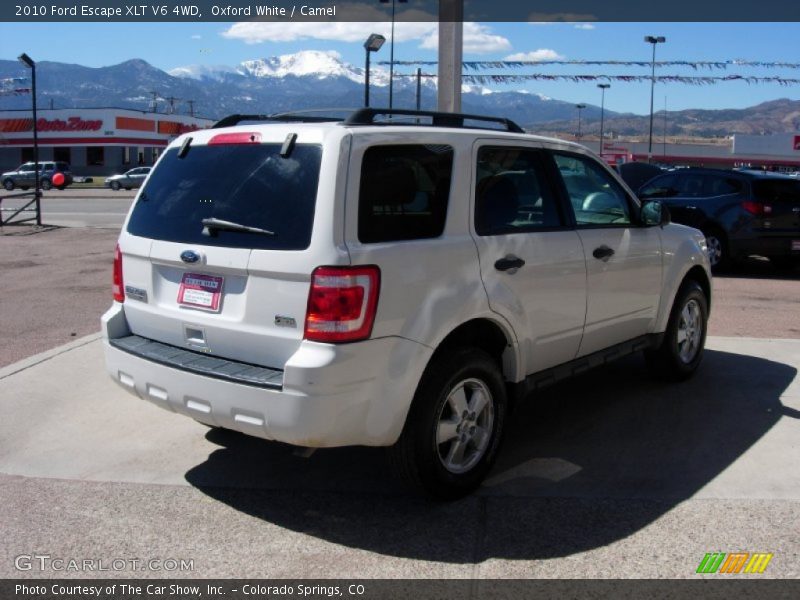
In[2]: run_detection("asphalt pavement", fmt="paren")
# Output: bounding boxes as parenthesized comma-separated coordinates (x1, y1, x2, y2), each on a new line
(0, 335, 798, 578)
(1, 215, 800, 582)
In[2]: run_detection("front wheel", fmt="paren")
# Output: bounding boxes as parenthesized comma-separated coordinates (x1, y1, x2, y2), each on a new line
(2, 179, 14, 191)
(390, 347, 507, 500)
(110, 181, 121, 191)
(645, 281, 708, 381)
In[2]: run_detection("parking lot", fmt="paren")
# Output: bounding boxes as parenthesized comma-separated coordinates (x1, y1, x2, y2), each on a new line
(1, 213, 799, 579)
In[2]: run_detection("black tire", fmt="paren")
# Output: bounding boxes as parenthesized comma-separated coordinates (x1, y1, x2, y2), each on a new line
(2, 179, 13, 191)
(40, 178, 52, 191)
(21, 186, 29, 191)
(645, 281, 708, 381)
(110, 181, 121, 191)
(125, 187, 131, 191)
(390, 347, 507, 500)
(702, 227, 730, 272)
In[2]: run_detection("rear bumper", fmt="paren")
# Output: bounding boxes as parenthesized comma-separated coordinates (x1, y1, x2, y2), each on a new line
(102, 304, 432, 448)
(730, 233, 800, 259)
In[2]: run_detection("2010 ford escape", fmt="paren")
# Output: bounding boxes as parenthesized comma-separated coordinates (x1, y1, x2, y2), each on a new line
(103, 109, 712, 499)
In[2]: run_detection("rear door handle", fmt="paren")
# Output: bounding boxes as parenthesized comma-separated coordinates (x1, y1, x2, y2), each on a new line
(495, 255, 525, 272)
(592, 245, 615, 260)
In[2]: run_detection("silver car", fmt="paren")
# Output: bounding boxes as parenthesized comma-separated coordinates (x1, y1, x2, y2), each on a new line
(105, 167, 151, 191)
(2, 161, 73, 191)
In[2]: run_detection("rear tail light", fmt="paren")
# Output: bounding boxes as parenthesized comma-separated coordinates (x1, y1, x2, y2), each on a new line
(742, 200, 772, 216)
(304, 266, 381, 343)
(112, 243, 125, 303)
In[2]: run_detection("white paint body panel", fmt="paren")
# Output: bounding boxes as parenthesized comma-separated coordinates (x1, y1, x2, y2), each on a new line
(104, 121, 711, 448)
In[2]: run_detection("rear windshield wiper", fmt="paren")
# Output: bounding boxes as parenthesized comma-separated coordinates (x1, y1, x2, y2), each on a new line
(201, 218, 274, 236)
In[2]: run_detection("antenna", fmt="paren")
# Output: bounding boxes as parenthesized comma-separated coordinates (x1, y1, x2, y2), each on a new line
(149, 90, 159, 113)
(165, 96, 181, 115)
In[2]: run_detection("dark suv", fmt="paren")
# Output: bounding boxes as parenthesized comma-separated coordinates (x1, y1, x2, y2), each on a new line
(1, 161, 73, 191)
(638, 168, 800, 270)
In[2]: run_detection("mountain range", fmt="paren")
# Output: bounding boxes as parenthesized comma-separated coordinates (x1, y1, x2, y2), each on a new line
(1, 51, 799, 137)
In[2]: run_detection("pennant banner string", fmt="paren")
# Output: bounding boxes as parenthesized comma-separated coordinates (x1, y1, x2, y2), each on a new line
(395, 73, 800, 86)
(384, 60, 800, 71)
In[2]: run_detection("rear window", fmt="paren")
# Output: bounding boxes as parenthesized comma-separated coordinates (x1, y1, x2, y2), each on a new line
(752, 178, 800, 204)
(127, 143, 322, 250)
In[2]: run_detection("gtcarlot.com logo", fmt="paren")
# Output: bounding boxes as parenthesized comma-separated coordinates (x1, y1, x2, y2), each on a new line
(696, 552, 773, 574)
(14, 553, 194, 572)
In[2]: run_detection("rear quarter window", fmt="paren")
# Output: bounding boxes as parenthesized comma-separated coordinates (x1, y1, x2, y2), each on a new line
(358, 144, 453, 243)
(126, 143, 322, 250)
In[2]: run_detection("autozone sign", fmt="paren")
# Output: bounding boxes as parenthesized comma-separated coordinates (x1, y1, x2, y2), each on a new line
(37, 117, 102, 132)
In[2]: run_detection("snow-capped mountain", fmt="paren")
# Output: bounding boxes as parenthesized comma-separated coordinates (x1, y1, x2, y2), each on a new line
(171, 50, 392, 86)
(0, 53, 613, 129)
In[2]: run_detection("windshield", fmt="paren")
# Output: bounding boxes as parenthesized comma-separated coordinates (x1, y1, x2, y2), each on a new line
(127, 143, 322, 250)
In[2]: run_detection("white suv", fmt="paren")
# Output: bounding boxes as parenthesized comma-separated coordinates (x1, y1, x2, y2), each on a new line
(103, 109, 711, 499)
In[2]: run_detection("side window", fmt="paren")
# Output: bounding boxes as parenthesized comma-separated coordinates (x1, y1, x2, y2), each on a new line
(707, 175, 743, 197)
(672, 173, 707, 198)
(639, 174, 679, 199)
(358, 144, 453, 244)
(475, 146, 563, 235)
(553, 152, 632, 226)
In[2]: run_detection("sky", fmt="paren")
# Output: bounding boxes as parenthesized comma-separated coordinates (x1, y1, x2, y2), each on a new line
(2, 21, 800, 115)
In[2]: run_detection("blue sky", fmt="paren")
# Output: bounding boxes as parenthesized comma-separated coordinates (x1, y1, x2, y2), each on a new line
(2, 22, 800, 115)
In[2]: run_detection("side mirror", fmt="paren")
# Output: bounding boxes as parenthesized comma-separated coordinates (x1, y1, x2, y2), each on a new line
(641, 200, 671, 227)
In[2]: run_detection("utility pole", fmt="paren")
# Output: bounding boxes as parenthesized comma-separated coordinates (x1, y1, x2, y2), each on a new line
(437, 0, 463, 112)
(187, 100, 195, 117)
(644, 35, 666, 163)
(149, 91, 159, 113)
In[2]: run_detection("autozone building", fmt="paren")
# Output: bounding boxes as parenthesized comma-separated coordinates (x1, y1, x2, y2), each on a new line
(0, 107, 214, 176)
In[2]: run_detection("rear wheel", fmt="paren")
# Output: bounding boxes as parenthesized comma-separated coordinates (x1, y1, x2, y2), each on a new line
(645, 281, 708, 381)
(2, 179, 13, 191)
(40, 178, 52, 191)
(390, 347, 507, 500)
(702, 227, 729, 271)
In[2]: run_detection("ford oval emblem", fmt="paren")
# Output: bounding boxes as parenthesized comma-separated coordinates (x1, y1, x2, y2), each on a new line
(180, 250, 200, 264)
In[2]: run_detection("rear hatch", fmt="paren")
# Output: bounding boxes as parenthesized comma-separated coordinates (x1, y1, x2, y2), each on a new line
(751, 177, 800, 239)
(121, 132, 327, 369)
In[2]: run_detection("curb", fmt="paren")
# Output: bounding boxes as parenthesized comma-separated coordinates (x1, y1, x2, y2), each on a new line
(0, 332, 102, 381)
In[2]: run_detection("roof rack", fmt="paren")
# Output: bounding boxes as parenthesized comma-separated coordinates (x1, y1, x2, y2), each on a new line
(343, 108, 525, 133)
(212, 108, 526, 133)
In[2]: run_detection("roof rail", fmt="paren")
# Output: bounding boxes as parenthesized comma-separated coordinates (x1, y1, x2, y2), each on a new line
(212, 112, 343, 128)
(344, 108, 525, 133)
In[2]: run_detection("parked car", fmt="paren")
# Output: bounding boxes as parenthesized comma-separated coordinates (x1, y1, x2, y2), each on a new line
(638, 168, 800, 270)
(616, 161, 665, 192)
(103, 109, 711, 499)
(2, 161, 73, 191)
(105, 167, 152, 191)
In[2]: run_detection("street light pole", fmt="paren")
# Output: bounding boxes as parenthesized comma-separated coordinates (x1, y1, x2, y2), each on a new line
(363, 34, 386, 108)
(380, 0, 407, 110)
(597, 83, 610, 155)
(18, 52, 40, 226)
(645, 35, 666, 163)
(575, 103, 586, 140)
